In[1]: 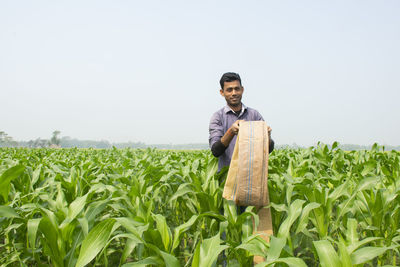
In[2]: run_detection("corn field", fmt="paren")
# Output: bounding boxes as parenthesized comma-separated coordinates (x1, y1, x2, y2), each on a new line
(0, 144, 399, 266)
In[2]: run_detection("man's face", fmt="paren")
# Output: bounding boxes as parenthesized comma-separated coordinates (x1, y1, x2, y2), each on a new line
(220, 80, 244, 108)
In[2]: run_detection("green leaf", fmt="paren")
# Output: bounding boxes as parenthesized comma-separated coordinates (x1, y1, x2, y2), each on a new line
(67, 193, 89, 221)
(31, 164, 42, 187)
(351, 246, 392, 265)
(270, 202, 288, 213)
(39, 216, 65, 267)
(356, 177, 379, 192)
(266, 236, 286, 262)
(332, 141, 338, 150)
(76, 218, 118, 267)
(153, 214, 172, 252)
(0, 165, 25, 203)
(361, 162, 375, 176)
(172, 215, 198, 251)
(295, 202, 320, 234)
(116, 217, 147, 242)
(159, 251, 180, 267)
(60, 193, 89, 229)
(242, 215, 253, 240)
(338, 238, 352, 267)
(65, 230, 85, 267)
(192, 240, 201, 267)
(169, 183, 195, 203)
(78, 217, 89, 237)
(345, 218, 358, 246)
(347, 237, 382, 254)
(191, 234, 228, 267)
(328, 179, 349, 201)
(39, 207, 59, 231)
(337, 177, 379, 220)
(27, 218, 41, 250)
(237, 235, 269, 256)
(120, 238, 139, 265)
(0, 205, 20, 218)
(224, 200, 238, 224)
(145, 243, 180, 267)
(264, 257, 308, 267)
(55, 184, 67, 211)
(84, 200, 108, 223)
(313, 240, 341, 267)
(237, 242, 265, 257)
(277, 199, 305, 239)
(121, 256, 162, 266)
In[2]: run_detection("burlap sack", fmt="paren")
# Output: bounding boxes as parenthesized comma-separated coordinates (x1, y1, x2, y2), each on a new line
(223, 120, 270, 206)
(222, 120, 273, 264)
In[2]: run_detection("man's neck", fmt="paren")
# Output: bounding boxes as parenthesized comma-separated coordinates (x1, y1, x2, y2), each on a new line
(228, 103, 242, 112)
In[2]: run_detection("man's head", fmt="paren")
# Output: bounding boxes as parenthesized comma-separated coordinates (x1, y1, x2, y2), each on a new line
(219, 72, 244, 110)
(219, 72, 242, 89)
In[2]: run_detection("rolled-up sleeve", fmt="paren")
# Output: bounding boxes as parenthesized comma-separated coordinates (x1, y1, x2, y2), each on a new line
(209, 112, 224, 148)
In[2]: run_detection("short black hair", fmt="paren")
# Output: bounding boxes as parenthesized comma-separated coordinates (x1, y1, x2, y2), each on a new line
(220, 72, 242, 89)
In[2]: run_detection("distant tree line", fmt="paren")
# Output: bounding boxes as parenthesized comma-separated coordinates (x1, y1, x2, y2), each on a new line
(276, 143, 400, 151)
(0, 131, 18, 147)
(1, 130, 208, 149)
(17, 131, 62, 148)
(336, 143, 400, 151)
(1, 130, 399, 150)
(59, 137, 209, 149)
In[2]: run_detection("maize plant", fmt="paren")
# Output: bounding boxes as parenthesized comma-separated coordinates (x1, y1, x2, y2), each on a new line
(0, 144, 399, 266)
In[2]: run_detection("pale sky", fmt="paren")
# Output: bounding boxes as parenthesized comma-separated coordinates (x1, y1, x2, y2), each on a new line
(1, 1, 399, 146)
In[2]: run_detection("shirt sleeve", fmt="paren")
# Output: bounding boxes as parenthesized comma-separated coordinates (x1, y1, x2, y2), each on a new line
(211, 140, 228, 157)
(209, 111, 224, 148)
(269, 138, 275, 153)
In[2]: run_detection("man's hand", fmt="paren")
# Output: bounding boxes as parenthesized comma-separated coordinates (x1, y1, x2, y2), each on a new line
(267, 126, 272, 138)
(221, 120, 240, 147)
(229, 120, 240, 135)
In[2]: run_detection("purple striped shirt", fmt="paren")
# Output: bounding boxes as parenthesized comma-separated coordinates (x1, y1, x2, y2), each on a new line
(209, 104, 264, 171)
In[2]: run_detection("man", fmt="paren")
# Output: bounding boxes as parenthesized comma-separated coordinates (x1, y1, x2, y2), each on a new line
(209, 72, 274, 172)
(209, 72, 275, 266)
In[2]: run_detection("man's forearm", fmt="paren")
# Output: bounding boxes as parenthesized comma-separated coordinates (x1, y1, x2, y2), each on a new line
(221, 128, 235, 147)
(211, 128, 235, 157)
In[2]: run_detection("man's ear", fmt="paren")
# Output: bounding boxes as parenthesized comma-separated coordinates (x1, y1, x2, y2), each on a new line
(220, 89, 224, 96)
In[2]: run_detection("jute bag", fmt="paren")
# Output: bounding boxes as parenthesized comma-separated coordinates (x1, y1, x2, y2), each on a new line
(223, 120, 270, 206)
(222, 120, 273, 264)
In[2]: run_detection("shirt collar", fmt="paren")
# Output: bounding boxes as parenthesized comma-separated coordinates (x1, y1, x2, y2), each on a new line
(224, 103, 247, 116)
